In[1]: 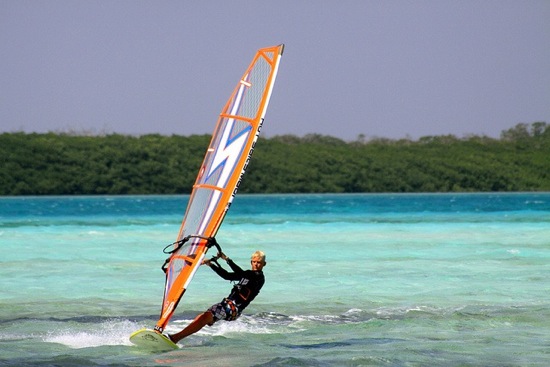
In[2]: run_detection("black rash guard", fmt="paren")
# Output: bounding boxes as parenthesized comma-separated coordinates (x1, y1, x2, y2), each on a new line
(210, 259, 265, 312)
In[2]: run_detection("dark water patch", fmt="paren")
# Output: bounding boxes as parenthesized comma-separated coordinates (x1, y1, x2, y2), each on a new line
(281, 337, 399, 350)
(253, 356, 329, 367)
(0, 355, 132, 367)
(452, 304, 550, 322)
(4, 193, 549, 228)
(281, 340, 352, 350)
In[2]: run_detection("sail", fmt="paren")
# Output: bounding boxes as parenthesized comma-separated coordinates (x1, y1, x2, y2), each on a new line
(155, 44, 284, 332)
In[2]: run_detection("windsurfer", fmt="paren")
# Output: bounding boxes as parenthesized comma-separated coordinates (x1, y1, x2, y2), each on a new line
(168, 247, 266, 343)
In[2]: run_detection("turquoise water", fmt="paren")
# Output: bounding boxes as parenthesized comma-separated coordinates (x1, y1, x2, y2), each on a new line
(1, 193, 549, 366)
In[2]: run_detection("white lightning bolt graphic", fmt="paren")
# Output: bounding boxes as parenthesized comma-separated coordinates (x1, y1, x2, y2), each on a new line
(207, 80, 251, 187)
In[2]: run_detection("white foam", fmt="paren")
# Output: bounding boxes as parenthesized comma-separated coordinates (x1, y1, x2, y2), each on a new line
(43, 319, 139, 349)
(213, 317, 272, 336)
(168, 315, 278, 337)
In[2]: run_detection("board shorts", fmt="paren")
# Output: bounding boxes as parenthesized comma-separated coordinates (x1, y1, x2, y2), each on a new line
(208, 298, 240, 322)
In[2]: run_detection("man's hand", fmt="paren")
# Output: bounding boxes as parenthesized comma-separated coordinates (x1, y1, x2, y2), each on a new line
(208, 237, 219, 248)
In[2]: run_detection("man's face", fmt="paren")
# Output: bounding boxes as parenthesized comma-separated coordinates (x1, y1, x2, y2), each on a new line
(250, 256, 265, 271)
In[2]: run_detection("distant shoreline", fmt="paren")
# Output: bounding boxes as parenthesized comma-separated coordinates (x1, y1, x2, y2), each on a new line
(1, 122, 548, 195)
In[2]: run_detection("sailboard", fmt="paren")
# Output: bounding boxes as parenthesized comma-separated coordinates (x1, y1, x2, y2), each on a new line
(130, 44, 284, 348)
(129, 328, 178, 351)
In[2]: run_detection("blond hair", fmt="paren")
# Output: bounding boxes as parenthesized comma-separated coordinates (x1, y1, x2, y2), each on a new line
(251, 250, 266, 263)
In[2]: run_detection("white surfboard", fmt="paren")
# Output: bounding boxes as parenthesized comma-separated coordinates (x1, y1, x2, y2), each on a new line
(129, 328, 178, 351)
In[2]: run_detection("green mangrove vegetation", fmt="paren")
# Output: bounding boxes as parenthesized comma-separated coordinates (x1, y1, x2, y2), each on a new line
(1, 122, 548, 195)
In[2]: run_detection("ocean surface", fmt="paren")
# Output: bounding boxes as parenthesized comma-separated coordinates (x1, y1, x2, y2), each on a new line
(1, 193, 549, 367)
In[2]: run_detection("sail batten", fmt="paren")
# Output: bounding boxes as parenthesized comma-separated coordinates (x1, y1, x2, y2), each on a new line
(154, 45, 283, 332)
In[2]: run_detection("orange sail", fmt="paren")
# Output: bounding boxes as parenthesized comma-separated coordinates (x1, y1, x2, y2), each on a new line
(154, 45, 284, 332)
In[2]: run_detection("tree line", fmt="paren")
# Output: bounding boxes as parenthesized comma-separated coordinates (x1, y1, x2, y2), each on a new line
(0, 122, 548, 195)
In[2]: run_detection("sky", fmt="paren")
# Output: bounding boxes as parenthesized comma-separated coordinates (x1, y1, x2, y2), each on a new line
(1, 1, 549, 141)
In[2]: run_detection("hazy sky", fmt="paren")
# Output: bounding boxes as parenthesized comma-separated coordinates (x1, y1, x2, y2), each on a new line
(1, 1, 549, 140)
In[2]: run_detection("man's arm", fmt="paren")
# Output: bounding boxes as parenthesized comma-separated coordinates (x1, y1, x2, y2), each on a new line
(218, 251, 244, 274)
(226, 258, 244, 273)
(207, 260, 240, 281)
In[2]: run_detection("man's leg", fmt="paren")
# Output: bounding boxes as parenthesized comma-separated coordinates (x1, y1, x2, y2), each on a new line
(169, 311, 214, 343)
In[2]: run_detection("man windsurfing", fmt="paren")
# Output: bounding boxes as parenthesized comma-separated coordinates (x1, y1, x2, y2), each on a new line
(168, 242, 266, 343)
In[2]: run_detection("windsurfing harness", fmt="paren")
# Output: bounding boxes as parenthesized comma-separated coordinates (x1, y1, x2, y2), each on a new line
(209, 259, 265, 312)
